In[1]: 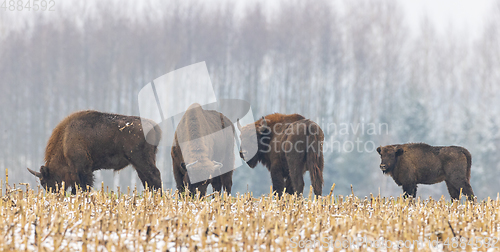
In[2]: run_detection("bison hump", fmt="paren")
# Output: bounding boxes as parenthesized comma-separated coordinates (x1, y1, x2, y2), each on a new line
(187, 103, 203, 111)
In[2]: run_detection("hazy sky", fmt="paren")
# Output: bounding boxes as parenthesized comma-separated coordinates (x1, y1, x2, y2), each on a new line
(1, 0, 497, 40)
(401, 0, 495, 38)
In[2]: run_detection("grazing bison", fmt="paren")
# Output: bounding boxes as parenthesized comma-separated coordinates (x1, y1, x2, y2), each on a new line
(28, 110, 162, 193)
(377, 143, 474, 200)
(171, 103, 235, 196)
(237, 113, 324, 197)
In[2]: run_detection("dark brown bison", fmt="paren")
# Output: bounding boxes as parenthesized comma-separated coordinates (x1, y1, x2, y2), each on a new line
(237, 113, 324, 197)
(377, 143, 474, 200)
(171, 103, 235, 196)
(27, 110, 162, 193)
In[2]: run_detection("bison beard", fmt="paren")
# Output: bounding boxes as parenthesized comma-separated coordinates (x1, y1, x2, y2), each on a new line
(171, 103, 235, 197)
(238, 113, 324, 197)
(377, 143, 474, 200)
(27, 110, 162, 194)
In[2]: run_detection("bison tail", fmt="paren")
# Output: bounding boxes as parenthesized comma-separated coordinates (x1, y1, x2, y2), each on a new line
(462, 148, 472, 181)
(306, 124, 324, 196)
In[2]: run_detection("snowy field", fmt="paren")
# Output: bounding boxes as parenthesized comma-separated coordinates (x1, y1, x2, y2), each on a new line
(0, 182, 499, 251)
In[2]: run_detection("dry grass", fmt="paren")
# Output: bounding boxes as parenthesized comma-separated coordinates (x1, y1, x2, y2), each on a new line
(1, 179, 499, 251)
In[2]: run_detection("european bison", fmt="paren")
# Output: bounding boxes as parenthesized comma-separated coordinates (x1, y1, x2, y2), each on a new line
(237, 113, 324, 197)
(377, 143, 474, 200)
(28, 110, 162, 193)
(171, 103, 235, 196)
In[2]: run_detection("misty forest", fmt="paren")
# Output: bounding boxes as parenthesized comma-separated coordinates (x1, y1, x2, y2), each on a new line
(1, 0, 499, 199)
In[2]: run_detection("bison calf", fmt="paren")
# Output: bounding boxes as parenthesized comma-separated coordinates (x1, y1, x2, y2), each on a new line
(377, 143, 474, 200)
(28, 110, 162, 193)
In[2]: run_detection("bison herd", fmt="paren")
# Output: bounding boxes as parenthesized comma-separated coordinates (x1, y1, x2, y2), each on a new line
(28, 106, 475, 200)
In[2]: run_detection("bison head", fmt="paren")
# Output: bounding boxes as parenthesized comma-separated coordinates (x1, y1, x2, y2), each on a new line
(377, 145, 404, 174)
(27, 165, 62, 191)
(237, 117, 269, 168)
(181, 159, 223, 181)
(181, 160, 223, 174)
(180, 159, 223, 195)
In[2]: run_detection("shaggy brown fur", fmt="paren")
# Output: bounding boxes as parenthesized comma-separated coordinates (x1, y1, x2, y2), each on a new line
(238, 113, 324, 197)
(377, 143, 474, 200)
(28, 110, 162, 193)
(171, 103, 235, 196)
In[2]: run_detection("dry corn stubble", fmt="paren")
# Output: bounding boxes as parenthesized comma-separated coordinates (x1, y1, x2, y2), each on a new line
(1, 181, 499, 251)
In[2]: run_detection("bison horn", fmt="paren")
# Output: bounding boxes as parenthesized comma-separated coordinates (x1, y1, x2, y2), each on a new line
(185, 160, 198, 168)
(27, 168, 42, 178)
(261, 116, 267, 127)
(213, 161, 223, 169)
(237, 118, 243, 131)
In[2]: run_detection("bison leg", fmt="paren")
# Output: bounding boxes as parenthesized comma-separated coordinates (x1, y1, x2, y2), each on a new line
(402, 184, 417, 198)
(65, 145, 93, 193)
(219, 153, 234, 195)
(134, 166, 162, 191)
(270, 164, 286, 197)
(219, 171, 233, 195)
(173, 163, 186, 193)
(443, 159, 474, 200)
(78, 171, 94, 189)
(286, 159, 305, 195)
(211, 177, 222, 192)
(461, 183, 475, 201)
(445, 181, 460, 200)
(285, 140, 310, 196)
(198, 184, 208, 197)
(289, 170, 305, 196)
(127, 144, 162, 191)
(446, 180, 474, 200)
(210, 173, 232, 195)
(284, 176, 294, 195)
(189, 182, 209, 197)
(129, 152, 162, 191)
